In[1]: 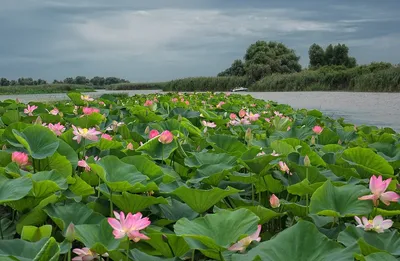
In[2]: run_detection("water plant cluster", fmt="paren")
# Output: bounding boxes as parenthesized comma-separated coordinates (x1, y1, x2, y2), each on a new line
(0, 92, 400, 260)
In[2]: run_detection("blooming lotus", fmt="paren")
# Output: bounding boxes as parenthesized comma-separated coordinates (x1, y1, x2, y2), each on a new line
(171, 98, 178, 103)
(239, 109, 246, 118)
(72, 125, 102, 144)
(270, 194, 280, 208)
(101, 133, 112, 141)
(106, 121, 124, 131)
(72, 247, 108, 261)
(278, 161, 291, 175)
(48, 108, 59, 115)
(229, 225, 261, 252)
(358, 175, 400, 206)
(24, 105, 38, 116)
(265, 118, 271, 123)
(78, 160, 91, 172)
(81, 95, 94, 102)
(240, 118, 251, 125)
(230, 113, 237, 120)
(107, 211, 151, 242)
(12, 151, 29, 166)
(149, 129, 160, 139)
(312, 125, 323, 135)
(158, 130, 173, 144)
(47, 123, 65, 136)
(82, 107, 100, 115)
(355, 215, 393, 233)
(144, 100, 153, 106)
(247, 112, 260, 122)
(216, 101, 225, 108)
(274, 111, 283, 117)
(202, 120, 216, 128)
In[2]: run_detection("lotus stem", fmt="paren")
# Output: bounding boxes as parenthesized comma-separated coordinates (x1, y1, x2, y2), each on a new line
(0, 219, 3, 239)
(306, 167, 309, 214)
(219, 251, 225, 261)
(191, 250, 195, 261)
(110, 190, 114, 217)
(126, 240, 130, 261)
(68, 248, 71, 261)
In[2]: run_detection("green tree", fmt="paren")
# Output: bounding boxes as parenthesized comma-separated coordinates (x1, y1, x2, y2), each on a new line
(0, 77, 10, 86)
(90, 76, 106, 86)
(308, 43, 325, 68)
(75, 76, 89, 85)
(325, 44, 334, 66)
(63, 77, 75, 84)
(218, 59, 246, 77)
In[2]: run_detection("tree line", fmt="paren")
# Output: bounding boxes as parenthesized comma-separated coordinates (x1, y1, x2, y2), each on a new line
(218, 41, 360, 81)
(0, 76, 129, 86)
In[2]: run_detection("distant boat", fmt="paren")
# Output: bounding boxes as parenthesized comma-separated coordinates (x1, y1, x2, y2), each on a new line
(231, 87, 248, 92)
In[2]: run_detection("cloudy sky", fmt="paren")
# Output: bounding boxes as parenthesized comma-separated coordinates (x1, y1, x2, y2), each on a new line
(1, 0, 399, 81)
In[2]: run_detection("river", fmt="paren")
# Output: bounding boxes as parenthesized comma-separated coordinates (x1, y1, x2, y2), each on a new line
(1, 90, 399, 131)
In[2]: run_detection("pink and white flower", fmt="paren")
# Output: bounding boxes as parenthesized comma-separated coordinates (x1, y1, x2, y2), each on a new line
(202, 121, 216, 128)
(72, 125, 102, 144)
(78, 159, 91, 172)
(24, 105, 38, 116)
(72, 247, 108, 261)
(12, 151, 29, 166)
(101, 133, 112, 141)
(312, 125, 323, 135)
(358, 175, 400, 206)
(149, 129, 160, 139)
(228, 225, 261, 252)
(107, 211, 151, 242)
(82, 107, 100, 115)
(278, 161, 291, 175)
(158, 130, 174, 144)
(47, 123, 65, 136)
(48, 108, 59, 115)
(270, 194, 280, 208)
(81, 95, 94, 102)
(355, 215, 393, 233)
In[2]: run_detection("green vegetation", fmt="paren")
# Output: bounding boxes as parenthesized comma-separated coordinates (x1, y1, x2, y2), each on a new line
(0, 84, 94, 95)
(163, 76, 248, 91)
(1, 92, 400, 260)
(105, 82, 166, 90)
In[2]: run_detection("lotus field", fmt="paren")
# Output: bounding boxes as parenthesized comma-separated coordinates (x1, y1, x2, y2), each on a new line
(1, 91, 400, 261)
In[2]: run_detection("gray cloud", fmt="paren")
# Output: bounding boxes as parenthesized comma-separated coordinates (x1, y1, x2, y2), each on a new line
(0, 0, 399, 81)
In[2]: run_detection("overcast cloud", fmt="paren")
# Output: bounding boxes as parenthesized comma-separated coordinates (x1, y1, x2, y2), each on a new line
(1, 0, 399, 81)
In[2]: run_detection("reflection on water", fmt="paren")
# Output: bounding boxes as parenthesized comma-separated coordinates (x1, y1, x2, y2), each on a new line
(1, 90, 399, 131)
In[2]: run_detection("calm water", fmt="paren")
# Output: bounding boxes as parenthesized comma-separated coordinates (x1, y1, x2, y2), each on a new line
(1, 90, 399, 131)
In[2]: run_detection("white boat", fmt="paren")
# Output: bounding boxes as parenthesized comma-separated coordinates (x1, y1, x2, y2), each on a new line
(231, 87, 248, 92)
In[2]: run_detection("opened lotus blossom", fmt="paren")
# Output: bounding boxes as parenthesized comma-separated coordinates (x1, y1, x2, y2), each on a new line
(358, 175, 400, 206)
(78, 159, 91, 172)
(82, 107, 100, 115)
(24, 105, 38, 116)
(101, 133, 112, 140)
(158, 130, 173, 144)
(72, 125, 102, 144)
(202, 120, 216, 128)
(279, 161, 291, 175)
(81, 95, 94, 102)
(355, 215, 393, 233)
(72, 247, 108, 261)
(107, 211, 151, 242)
(48, 108, 59, 115)
(312, 125, 324, 134)
(229, 225, 262, 252)
(247, 112, 260, 122)
(12, 151, 29, 166)
(47, 123, 65, 136)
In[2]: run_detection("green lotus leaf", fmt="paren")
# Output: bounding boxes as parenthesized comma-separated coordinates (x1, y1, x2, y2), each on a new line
(145, 232, 190, 258)
(0, 237, 60, 261)
(103, 191, 168, 213)
(206, 135, 247, 157)
(0, 176, 32, 204)
(136, 137, 178, 161)
(174, 209, 259, 251)
(21, 225, 52, 242)
(29, 170, 67, 198)
(232, 221, 356, 261)
(309, 180, 373, 217)
(129, 249, 180, 261)
(171, 186, 241, 213)
(13, 125, 60, 159)
(67, 112, 104, 128)
(341, 147, 394, 178)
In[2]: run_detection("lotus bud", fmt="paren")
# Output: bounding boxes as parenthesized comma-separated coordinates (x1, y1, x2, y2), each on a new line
(65, 223, 75, 242)
(144, 126, 150, 134)
(304, 155, 311, 167)
(59, 112, 64, 118)
(2, 145, 7, 150)
(311, 135, 316, 145)
(126, 142, 134, 150)
(269, 194, 280, 208)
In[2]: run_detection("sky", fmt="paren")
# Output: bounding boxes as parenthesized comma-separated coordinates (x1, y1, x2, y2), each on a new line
(1, 0, 399, 82)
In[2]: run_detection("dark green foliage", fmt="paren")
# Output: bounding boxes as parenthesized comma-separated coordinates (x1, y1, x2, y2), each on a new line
(310, 43, 357, 69)
(106, 82, 167, 91)
(0, 84, 93, 94)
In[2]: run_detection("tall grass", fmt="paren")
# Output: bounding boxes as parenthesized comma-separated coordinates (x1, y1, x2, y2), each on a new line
(0, 84, 94, 94)
(163, 76, 248, 92)
(105, 82, 166, 90)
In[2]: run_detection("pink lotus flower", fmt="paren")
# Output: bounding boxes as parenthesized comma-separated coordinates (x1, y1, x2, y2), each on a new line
(48, 108, 59, 115)
(78, 159, 91, 172)
(257, 151, 266, 157)
(81, 95, 94, 102)
(312, 125, 323, 135)
(12, 151, 29, 166)
(247, 112, 260, 122)
(101, 134, 112, 141)
(149, 129, 160, 139)
(358, 175, 400, 206)
(230, 113, 237, 120)
(216, 101, 225, 108)
(126, 142, 134, 150)
(106, 121, 124, 131)
(158, 130, 173, 144)
(171, 98, 178, 103)
(202, 120, 216, 128)
(48, 123, 65, 136)
(239, 109, 246, 118)
(240, 118, 251, 125)
(355, 215, 393, 233)
(82, 107, 100, 115)
(274, 111, 283, 117)
(270, 194, 280, 208)
(24, 105, 38, 116)
(72, 247, 108, 261)
(287, 126, 291, 131)
(228, 225, 261, 252)
(265, 118, 271, 123)
(144, 100, 153, 106)
(229, 120, 240, 126)
(99, 101, 105, 106)
(250, 104, 256, 107)
(72, 125, 102, 144)
(185, 100, 190, 105)
(107, 211, 151, 242)
(278, 161, 291, 175)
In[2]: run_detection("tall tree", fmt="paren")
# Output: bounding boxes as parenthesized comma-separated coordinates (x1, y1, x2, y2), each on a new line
(218, 59, 246, 77)
(325, 44, 334, 66)
(308, 43, 325, 68)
